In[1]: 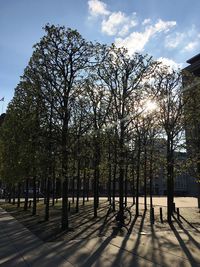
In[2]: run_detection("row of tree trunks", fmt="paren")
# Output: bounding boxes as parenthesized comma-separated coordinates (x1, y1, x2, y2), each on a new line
(61, 110, 69, 230)
(93, 136, 100, 217)
(118, 119, 125, 225)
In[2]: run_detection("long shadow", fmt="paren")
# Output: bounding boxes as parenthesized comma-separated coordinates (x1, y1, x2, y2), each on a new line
(178, 214, 200, 233)
(5, 201, 110, 242)
(109, 215, 138, 266)
(52, 213, 108, 242)
(150, 221, 165, 266)
(169, 221, 199, 266)
(133, 210, 146, 251)
(46, 224, 119, 266)
(110, 210, 155, 267)
(81, 233, 115, 267)
(172, 215, 200, 250)
(0, 210, 67, 267)
(99, 208, 117, 235)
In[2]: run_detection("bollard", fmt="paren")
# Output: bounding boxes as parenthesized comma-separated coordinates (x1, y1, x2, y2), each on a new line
(68, 201, 70, 212)
(177, 208, 180, 221)
(151, 207, 155, 224)
(160, 207, 163, 223)
(29, 200, 32, 208)
(173, 202, 176, 212)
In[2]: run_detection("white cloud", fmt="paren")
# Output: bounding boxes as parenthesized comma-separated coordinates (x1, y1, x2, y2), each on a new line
(101, 11, 137, 36)
(88, 0, 110, 17)
(118, 24, 131, 37)
(181, 26, 200, 52)
(183, 41, 199, 52)
(115, 31, 150, 54)
(157, 57, 182, 70)
(164, 24, 200, 54)
(165, 32, 185, 49)
(153, 19, 176, 33)
(115, 19, 176, 55)
(142, 18, 151, 26)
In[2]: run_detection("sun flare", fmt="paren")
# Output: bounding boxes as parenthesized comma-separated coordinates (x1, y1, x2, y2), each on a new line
(144, 100, 157, 113)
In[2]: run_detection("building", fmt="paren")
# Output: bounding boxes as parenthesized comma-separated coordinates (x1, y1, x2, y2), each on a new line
(184, 53, 200, 76)
(183, 53, 200, 198)
(152, 151, 191, 196)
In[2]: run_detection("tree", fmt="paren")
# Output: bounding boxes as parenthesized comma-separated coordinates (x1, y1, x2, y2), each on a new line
(27, 25, 92, 229)
(96, 44, 157, 224)
(85, 78, 111, 217)
(154, 66, 184, 222)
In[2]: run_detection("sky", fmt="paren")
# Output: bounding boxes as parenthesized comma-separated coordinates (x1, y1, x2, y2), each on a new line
(0, 0, 200, 111)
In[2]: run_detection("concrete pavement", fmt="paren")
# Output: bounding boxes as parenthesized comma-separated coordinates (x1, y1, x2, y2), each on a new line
(0, 206, 200, 266)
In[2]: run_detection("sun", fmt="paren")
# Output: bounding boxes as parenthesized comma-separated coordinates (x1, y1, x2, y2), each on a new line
(144, 100, 157, 113)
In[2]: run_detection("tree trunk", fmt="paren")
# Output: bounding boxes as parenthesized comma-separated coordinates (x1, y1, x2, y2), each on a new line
(32, 176, 37, 215)
(82, 164, 86, 206)
(17, 182, 21, 208)
(107, 142, 112, 204)
(76, 153, 81, 213)
(45, 175, 50, 221)
(144, 145, 147, 211)
(124, 164, 128, 207)
(149, 149, 153, 209)
(72, 177, 75, 204)
(24, 178, 29, 211)
(8, 184, 11, 203)
(131, 155, 135, 205)
(197, 161, 200, 209)
(12, 185, 15, 205)
(167, 136, 174, 223)
(52, 164, 56, 207)
(136, 137, 141, 217)
(112, 144, 117, 211)
(61, 177, 69, 229)
(43, 176, 47, 205)
(37, 180, 40, 203)
(61, 111, 69, 230)
(93, 136, 100, 217)
(118, 120, 125, 225)
(86, 176, 89, 202)
(72, 156, 76, 204)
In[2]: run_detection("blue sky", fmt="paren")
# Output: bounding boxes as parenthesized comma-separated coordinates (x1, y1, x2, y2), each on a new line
(0, 0, 200, 111)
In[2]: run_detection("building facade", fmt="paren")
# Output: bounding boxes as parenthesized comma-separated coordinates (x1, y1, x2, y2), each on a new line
(183, 53, 200, 197)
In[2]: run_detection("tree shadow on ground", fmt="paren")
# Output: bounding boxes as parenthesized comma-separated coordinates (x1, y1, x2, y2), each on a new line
(172, 215, 200, 250)
(110, 211, 149, 267)
(178, 213, 200, 233)
(81, 229, 118, 267)
(170, 215, 199, 267)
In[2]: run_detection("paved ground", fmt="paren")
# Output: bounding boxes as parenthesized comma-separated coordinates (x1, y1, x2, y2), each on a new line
(0, 200, 200, 267)
(0, 197, 198, 208)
